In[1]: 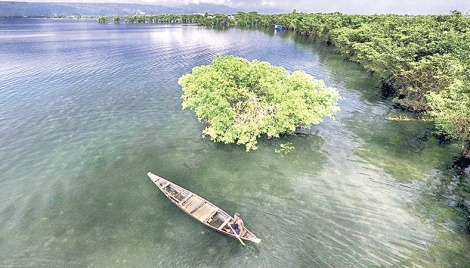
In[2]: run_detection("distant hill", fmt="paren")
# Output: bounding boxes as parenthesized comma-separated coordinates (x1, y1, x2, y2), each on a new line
(0, 1, 274, 17)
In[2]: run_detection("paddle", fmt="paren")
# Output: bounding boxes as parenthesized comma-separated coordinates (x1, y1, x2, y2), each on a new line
(228, 221, 246, 246)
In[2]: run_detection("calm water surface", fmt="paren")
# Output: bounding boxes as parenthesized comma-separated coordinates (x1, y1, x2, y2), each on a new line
(0, 19, 469, 267)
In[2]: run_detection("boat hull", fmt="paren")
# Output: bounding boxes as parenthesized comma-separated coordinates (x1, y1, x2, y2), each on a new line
(147, 172, 261, 243)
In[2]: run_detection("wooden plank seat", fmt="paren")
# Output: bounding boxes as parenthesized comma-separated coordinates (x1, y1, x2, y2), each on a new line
(169, 192, 185, 202)
(217, 217, 232, 230)
(161, 181, 171, 189)
(189, 202, 206, 214)
(205, 210, 219, 223)
(192, 204, 217, 221)
(180, 194, 193, 205)
(182, 196, 204, 213)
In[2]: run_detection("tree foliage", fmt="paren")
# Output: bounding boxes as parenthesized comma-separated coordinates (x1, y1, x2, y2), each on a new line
(179, 56, 339, 151)
(428, 83, 470, 157)
(122, 14, 232, 26)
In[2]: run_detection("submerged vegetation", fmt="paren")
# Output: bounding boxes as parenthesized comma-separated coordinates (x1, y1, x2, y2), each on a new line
(179, 55, 339, 151)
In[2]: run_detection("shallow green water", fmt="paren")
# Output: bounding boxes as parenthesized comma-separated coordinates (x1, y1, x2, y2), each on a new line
(0, 19, 468, 267)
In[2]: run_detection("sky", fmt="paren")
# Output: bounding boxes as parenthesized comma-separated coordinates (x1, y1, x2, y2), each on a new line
(1, 0, 469, 14)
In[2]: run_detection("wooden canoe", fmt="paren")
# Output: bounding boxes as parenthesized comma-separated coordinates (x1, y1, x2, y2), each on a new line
(147, 172, 261, 244)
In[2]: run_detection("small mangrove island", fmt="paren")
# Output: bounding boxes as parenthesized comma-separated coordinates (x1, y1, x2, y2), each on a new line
(179, 55, 339, 151)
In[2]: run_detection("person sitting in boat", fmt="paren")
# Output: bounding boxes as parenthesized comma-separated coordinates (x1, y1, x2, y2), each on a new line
(230, 213, 245, 235)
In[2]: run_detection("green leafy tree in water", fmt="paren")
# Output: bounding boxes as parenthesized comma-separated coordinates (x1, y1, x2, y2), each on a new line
(179, 55, 340, 151)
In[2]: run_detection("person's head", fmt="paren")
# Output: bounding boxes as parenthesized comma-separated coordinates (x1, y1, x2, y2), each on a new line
(234, 212, 240, 218)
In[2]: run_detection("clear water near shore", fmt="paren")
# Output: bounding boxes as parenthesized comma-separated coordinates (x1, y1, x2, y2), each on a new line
(0, 19, 468, 267)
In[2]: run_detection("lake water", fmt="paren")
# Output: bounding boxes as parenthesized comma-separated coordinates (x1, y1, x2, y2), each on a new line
(0, 19, 469, 267)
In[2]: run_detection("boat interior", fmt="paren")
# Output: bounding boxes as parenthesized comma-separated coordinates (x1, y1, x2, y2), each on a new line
(157, 179, 256, 240)
(161, 182, 229, 228)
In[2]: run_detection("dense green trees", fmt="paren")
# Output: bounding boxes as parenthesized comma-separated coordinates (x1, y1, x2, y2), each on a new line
(124, 14, 192, 24)
(179, 56, 339, 151)
(122, 14, 231, 26)
(428, 84, 470, 157)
